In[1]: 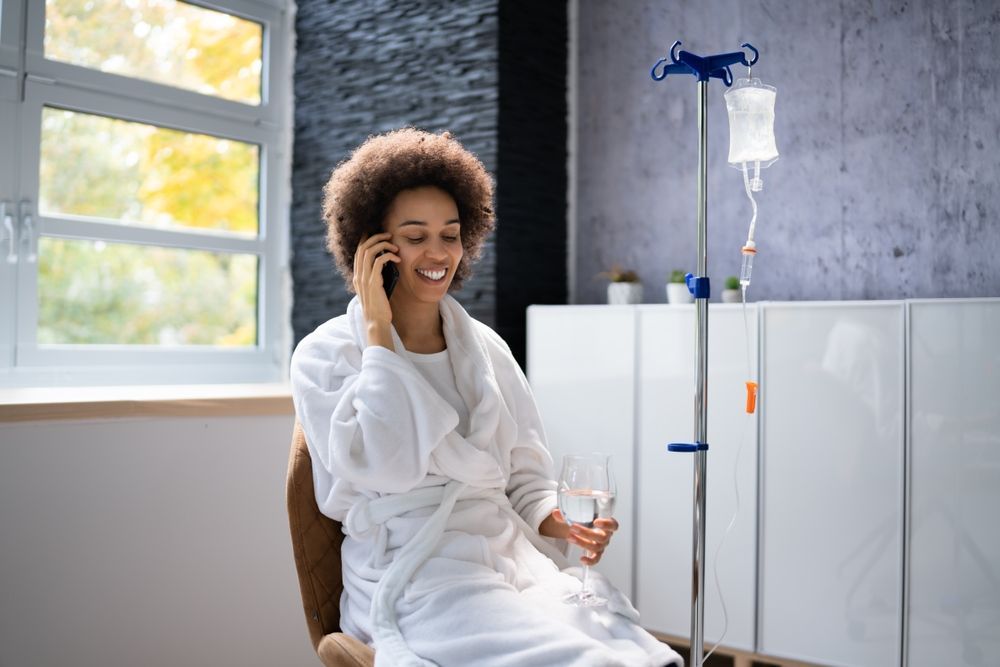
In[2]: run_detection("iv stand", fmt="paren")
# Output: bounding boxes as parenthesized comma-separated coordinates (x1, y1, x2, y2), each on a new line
(651, 41, 759, 667)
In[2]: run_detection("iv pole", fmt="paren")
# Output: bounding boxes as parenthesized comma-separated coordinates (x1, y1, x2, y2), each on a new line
(651, 41, 759, 667)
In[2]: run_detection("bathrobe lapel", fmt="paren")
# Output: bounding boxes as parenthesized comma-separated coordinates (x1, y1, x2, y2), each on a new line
(346, 296, 512, 490)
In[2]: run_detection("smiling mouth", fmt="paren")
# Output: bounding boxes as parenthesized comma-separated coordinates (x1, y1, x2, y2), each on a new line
(416, 268, 447, 282)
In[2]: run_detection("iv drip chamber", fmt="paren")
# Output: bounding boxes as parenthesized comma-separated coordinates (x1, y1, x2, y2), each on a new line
(739, 241, 756, 287)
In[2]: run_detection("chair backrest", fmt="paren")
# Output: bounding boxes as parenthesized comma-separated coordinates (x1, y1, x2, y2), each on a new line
(286, 422, 346, 650)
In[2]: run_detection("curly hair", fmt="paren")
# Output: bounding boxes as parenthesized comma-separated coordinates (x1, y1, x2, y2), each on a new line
(323, 128, 495, 292)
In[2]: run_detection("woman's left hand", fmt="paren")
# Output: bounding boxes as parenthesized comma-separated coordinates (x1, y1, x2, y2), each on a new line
(543, 509, 619, 566)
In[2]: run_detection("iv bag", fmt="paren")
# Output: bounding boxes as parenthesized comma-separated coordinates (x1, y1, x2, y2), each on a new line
(725, 78, 778, 168)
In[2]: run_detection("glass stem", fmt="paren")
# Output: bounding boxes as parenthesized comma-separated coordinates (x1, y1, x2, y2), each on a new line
(581, 563, 591, 597)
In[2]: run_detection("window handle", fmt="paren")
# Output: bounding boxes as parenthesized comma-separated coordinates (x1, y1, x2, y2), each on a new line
(20, 200, 37, 264)
(1, 201, 15, 264)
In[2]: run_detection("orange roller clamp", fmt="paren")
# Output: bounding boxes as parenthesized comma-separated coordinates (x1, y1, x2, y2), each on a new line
(745, 381, 758, 414)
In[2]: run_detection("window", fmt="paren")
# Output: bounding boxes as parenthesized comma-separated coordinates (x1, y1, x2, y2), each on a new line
(0, 0, 293, 386)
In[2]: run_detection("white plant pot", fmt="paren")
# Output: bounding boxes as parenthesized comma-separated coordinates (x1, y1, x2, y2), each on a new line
(607, 282, 642, 305)
(721, 288, 742, 303)
(666, 282, 693, 305)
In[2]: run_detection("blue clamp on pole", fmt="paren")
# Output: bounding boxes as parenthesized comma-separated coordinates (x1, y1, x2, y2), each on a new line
(667, 442, 709, 453)
(685, 273, 711, 299)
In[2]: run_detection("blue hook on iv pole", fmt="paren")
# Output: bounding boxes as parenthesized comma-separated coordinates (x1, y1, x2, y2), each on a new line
(650, 41, 759, 86)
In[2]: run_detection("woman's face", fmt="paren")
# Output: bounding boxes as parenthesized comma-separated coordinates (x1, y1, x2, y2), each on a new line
(383, 185, 464, 307)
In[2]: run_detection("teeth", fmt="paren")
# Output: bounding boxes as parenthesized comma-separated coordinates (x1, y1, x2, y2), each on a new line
(417, 268, 446, 281)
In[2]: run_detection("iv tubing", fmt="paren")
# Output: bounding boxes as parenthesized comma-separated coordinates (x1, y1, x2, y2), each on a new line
(703, 289, 755, 662)
(741, 161, 758, 244)
(703, 410, 750, 662)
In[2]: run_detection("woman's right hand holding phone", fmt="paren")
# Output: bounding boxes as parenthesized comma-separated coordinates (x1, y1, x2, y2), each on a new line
(353, 233, 400, 350)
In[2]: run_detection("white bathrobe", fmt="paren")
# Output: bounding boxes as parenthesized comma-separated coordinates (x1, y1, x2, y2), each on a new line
(291, 295, 682, 667)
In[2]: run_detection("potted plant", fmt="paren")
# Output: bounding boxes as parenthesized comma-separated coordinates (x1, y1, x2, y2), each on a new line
(721, 275, 742, 303)
(666, 270, 692, 305)
(600, 265, 642, 305)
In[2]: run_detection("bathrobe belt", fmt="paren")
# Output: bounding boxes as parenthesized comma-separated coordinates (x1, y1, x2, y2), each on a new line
(345, 480, 567, 667)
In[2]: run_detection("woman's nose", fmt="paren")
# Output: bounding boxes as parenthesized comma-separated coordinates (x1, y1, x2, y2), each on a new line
(426, 240, 448, 259)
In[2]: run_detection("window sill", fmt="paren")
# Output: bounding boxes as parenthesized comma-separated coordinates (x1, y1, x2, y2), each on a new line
(0, 383, 294, 423)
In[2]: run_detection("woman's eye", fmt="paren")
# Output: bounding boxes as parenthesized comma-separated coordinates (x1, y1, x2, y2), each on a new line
(443, 236, 460, 243)
(404, 237, 424, 244)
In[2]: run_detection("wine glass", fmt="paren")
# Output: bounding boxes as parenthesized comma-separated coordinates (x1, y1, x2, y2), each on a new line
(557, 453, 617, 607)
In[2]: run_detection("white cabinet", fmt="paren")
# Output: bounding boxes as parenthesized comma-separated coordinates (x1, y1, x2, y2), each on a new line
(526, 305, 637, 596)
(527, 304, 758, 651)
(635, 304, 758, 653)
(907, 300, 1000, 667)
(526, 298, 1000, 667)
(758, 302, 905, 666)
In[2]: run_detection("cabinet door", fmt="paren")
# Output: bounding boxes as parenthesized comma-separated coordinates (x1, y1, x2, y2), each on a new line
(759, 302, 904, 666)
(526, 305, 636, 596)
(635, 304, 758, 652)
(907, 299, 1000, 667)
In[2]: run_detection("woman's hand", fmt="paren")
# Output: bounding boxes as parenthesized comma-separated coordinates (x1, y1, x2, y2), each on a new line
(353, 233, 400, 349)
(540, 509, 619, 566)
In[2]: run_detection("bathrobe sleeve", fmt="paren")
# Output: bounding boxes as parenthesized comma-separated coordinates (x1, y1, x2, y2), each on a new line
(477, 324, 559, 533)
(290, 318, 459, 505)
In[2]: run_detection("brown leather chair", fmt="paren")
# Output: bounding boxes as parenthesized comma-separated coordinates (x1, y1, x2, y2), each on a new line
(286, 422, 376, 667)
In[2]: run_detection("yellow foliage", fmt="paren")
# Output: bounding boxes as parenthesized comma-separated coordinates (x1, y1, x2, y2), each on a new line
(45, 0, 262, 104)
(38, 1, 265, 346)
(138, 127, 259, 234)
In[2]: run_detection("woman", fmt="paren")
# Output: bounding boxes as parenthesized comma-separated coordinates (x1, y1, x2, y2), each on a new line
(291, 128, 681, 667)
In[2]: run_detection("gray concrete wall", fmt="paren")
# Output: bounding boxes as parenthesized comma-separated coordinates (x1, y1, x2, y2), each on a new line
(574, 0, 1000, 304)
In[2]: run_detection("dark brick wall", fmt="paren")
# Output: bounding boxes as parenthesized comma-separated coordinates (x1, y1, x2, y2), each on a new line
(496, 0, 568, 364)
(291, 0, 499, 344)
(291, 0, 567, 367)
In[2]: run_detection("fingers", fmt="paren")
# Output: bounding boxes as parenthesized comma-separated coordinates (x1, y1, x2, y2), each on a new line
(594, 517, 619, 532)
(354, 233, 394, 270)
(572, 533, 606, 566)
(357, 232, 390, 253)
(568, 518, 619, 566)
(568, 525, 608, 552)
(362, 239, 398, 276)
(570, 518, 618, 542)
(354, 233, 398, 294)
(353, 236, 364, 293)
(373, 250, 401, 271)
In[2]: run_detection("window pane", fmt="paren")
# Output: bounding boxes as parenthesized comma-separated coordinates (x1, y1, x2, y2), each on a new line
(39, 107, 259, 236)
(38, 238, 258, 347)
(44, 0, 263, 105)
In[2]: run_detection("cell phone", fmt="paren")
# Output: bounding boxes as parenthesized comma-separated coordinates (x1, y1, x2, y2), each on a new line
(379, 252, 399, 298)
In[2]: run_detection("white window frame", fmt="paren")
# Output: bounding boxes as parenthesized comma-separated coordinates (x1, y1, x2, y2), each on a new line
(0, 0, 294, 387)
(1, 0, 22, 376)
(0, 0, 21, 71)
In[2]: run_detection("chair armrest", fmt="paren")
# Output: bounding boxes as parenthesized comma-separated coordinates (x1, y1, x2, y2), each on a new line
(316, 632, 375, 667)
